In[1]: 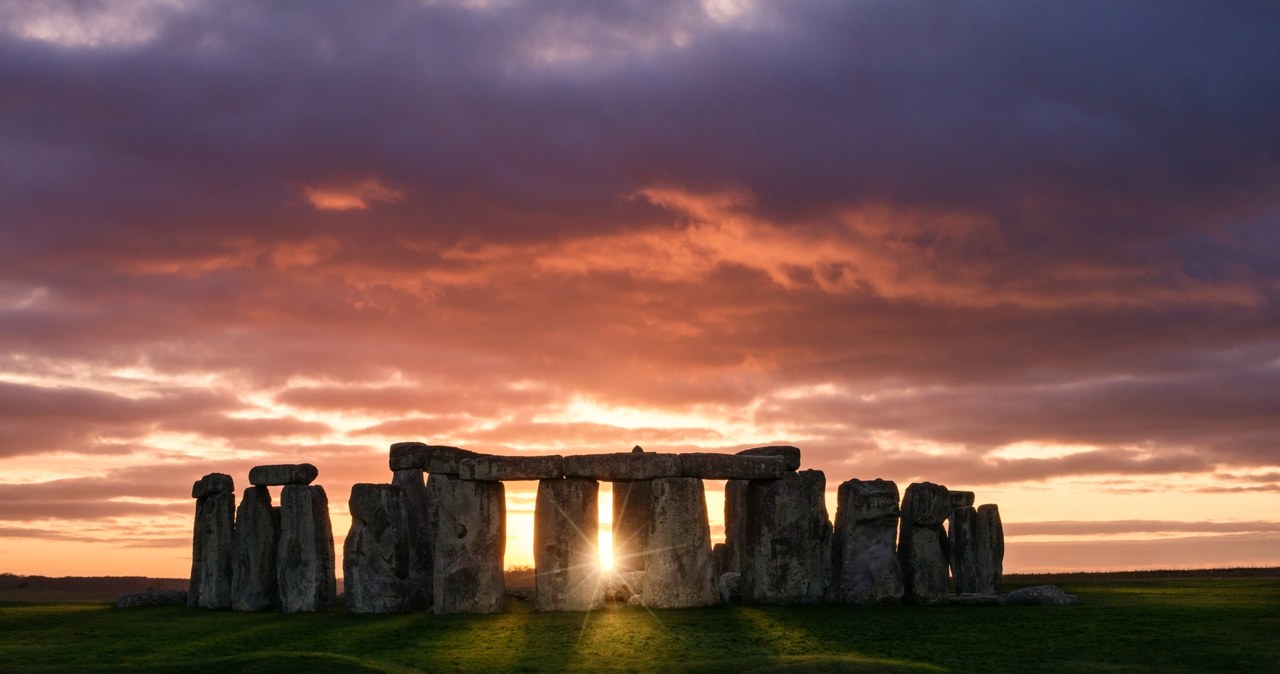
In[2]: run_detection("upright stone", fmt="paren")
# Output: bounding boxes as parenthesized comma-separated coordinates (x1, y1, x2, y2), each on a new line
(721, 479, 748, 575)
(740, 470, 831, 604)
(392, 468, 435, 610)
(231, 485, 278, 611)
(828, 478, 903, 604)
(189, 473, 234, 609)
(975, 504, 1004, 594)
(641, 477, 719, 608)
(612, 480, 653, 573)
(949, 505, 979, 594)
(898, 482, 950, 605)
(535, 478, 603, 612)
(277, 484, 337, 612)
(344, 483, 410, 614)
(434, 475, 505, 614)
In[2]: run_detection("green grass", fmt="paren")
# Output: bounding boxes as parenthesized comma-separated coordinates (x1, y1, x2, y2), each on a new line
(1, 579, 1277, 672)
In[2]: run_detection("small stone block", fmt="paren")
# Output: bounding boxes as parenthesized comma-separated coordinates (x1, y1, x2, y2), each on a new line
(191, 473, 234, 499)
(248, 463, 318, 486)
(948, 490, 976, 508)
(459, 455, 564, 481)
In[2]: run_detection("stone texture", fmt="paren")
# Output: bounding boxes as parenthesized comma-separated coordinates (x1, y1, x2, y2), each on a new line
(828, 478, 903, 605)
(277, 484, 337, 613)
(736, 445, 801, 471)
(740, 470, 831, 604)
(948, 490, 976, 508)
(188, 474, 234, 609)
(460, 454, 564, 481)
(898, 482, 951, 605)
(344, 483, 411, 614)
(678, 453, 785, 480)
(975, 504, 1005, 594)
(1005, 584, 1079, 605)
(115, 590, 188, 608)
(191, 472, 233, 499)
(389, 442, 478, 474)
(534, 478, 604, 612)
(604, 571, 645, 602)
(392, 468, 435, 610)
(563, 452, 681, 480)
(433, 475, 506, 614)
(231, 486, 279, 611)
(949, 506, 979, 595)
(248, 463, 318, 486)
(641, 477, 719, 608)
(720, 479, 748, 575)
(718, 572, 742, 604)
(612, 480, 652, 574)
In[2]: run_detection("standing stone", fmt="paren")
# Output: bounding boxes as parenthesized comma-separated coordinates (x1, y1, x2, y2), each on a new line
(231, 486, 279, 611)
(720, 479, 748, 575)
(828, 478, 903, 604)
(277, 484, 337, 612)
(740, 470, 831, 604)
(189, 473, 234, 609)
(344, 483, 411, 614)
(434, 475, 505, 614)
(612, 480, 652, 574)
(641, 477, 719, 608)
(535, 478, 603, 612)
(392, 468, 435, 610)
(948, 505, 979, 594)
(974, 504, 1004, 594)
(898, 482, 951, 605)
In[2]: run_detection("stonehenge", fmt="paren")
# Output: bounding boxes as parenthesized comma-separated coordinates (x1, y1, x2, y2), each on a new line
(191, 445, 1013, 615)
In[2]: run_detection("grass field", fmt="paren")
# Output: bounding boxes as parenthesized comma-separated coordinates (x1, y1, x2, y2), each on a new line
(1, 578, 1277, 672)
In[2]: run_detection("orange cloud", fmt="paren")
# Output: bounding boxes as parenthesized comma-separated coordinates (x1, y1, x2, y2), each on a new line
(304, 179, 405, 211)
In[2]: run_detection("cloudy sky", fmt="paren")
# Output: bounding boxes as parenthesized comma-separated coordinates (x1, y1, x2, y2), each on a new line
(2, 0, 1278, 578)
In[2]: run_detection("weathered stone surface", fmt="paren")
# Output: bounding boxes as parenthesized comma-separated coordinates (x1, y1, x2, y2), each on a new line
(344, 483, 410, 614)
(949, 506, 979, 595)
(679, 453, 785, 480)
(115, 590, 188, 608)
(828, 478, 903, 605)
(191, 472, 233, 499)
(460, 454, 564, 481)
(641, 477, 719, 608)
(277, 484, 336, 613)
(389, 442, 478, 474)
(626, 593, 643, 606)
(740, 470, 831, 604)
(563, 452, 681, 480)
(248, 463, 318, 486)
(604, 571, 645, 602)
(392, 468, 435, 610)
(736, 445, 801, 471)
(975, 504, 1005, 594)
(231, 486, 279, 611)
(534, 478, 603, 612)
(898, 482, 950, 605)
(189, 478, 234, 609)
(719, 572, 742, 604)
(948, 490, 976, 508)
(1005, 585, 1079, 605)
(721, 479, 748, 575)
(434, 475, 506, 614)
(612, 480, 652, 574)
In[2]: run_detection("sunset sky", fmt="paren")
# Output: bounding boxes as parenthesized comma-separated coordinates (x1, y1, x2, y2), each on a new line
(2, 1, 1279, 579)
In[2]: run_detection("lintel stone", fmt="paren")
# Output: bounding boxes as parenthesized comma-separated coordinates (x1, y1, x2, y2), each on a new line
(248, 463, 318, 486)
(736, 445, 801, 471)
(389, 442, 478, 474)
(679, 453, 785, 480)
(192, 473, 233, 499)
(460, 454, 564, 481)
(948, 490, 976, 508)
(562, 452, 680, 481)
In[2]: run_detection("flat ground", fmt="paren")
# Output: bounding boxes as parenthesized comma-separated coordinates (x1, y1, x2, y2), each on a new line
(1, 577, 1277, 672)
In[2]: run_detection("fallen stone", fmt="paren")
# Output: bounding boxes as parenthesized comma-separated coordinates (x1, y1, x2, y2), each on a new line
(828, 478, 903, 605)
(949, 506, 979, 595)
(392, 468, 435, 610)
(626, 593, 643, 606)
(231, 486, 279, 611)
(899, 482, 950, 605)
(248, 463, 318, 486)
(736, 445, 801, 471)
(948, 490, 976, 508)
(344, 483, 411, 614)
(191, 472, 233, 499)
(612, 480, 653, 573)
(679, 453, 785, 480)
(1005, 585, 1079, 606)
(534, 478, 604, 612)
(389, 442, 478, 474)
(277, 484, 337, 613)
(975, 504, 1005, 594)
(740, 470, 831, 604)
(189, 475, 234, 609)
(460, 454, 564, 481)
(641, 477, 719, 608)
(604, 571, 645, 601)
(506, 586, 534, 602)
(115, 590, 188, 608)
(433, 475, 506, 614)
(719, 572, 742, 604)
(563, 452, 681, 480)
